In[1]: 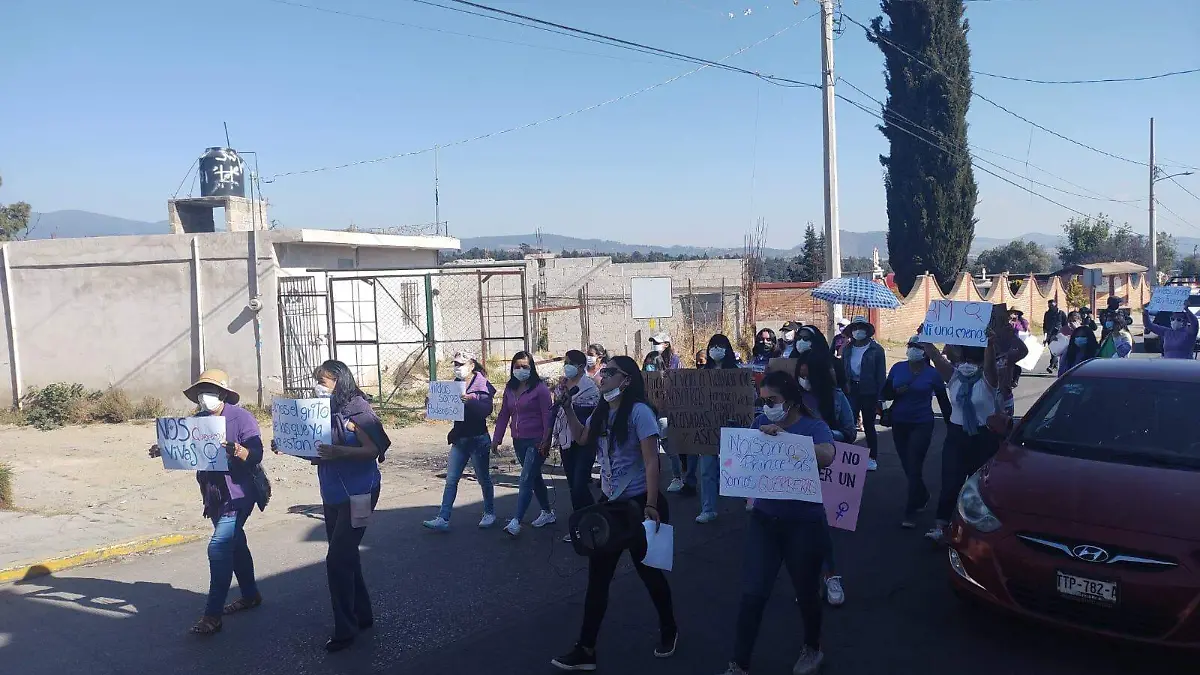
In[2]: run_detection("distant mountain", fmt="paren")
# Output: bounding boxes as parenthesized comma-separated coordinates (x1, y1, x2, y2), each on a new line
(27, 210, 167, 239)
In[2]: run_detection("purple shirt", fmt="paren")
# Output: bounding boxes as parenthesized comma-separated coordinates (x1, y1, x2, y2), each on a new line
(196, 403, 263, 515)
(492, 381, 553, 445)
(1144, 310, 1199, 359)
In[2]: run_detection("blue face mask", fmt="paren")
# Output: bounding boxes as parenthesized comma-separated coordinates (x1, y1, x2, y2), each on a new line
(644, 365, 657, 372)
(1104, 321, 1114, 329)
(1074, 337, 1088, 346)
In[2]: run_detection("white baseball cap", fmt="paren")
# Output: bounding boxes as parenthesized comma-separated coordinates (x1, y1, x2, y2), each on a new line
(649, 332, 672, 344)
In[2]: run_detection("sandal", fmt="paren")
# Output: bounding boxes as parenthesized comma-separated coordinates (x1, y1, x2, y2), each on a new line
(223, 594, 263, 615)
(189, 615, 222, 635)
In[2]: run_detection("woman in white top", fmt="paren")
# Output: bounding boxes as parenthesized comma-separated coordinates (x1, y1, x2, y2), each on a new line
(920, 343, 1003, 544)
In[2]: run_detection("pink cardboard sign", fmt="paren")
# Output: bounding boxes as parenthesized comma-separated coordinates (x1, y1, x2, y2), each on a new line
(822, 442, 869, 531)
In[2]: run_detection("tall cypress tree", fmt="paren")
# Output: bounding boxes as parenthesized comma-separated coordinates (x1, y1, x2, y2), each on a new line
(870, 0, 978, 295)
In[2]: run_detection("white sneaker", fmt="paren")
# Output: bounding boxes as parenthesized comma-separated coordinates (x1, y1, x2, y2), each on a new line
(695, 511, 718, 524)
(867, 458, 878, 471)
(532, 510, 557, 528)
(924, 524, 947, 545)
(667, 478, 684, 493)
(792, 646, 825, 675)
(745, 499, 754, 512)
(824, 576, 845, 607)
(503, 518, 522, 536)
(422, 516, 450, 532)
(478, 513, 496, 528)
(562, 533, 574, 544)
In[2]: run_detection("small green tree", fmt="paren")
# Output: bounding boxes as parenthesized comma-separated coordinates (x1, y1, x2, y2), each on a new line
(1179, 254, 1200, 277)
(1065, 277, 1087, 310)
(973, 240, 1054, 275)
(0, 175, 32, 241)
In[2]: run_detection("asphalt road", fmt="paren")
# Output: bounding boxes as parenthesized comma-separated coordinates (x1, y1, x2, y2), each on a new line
(1, 357, 1191, 675)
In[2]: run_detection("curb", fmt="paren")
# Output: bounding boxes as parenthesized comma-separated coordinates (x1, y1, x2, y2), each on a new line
(0, 533, 205, 584)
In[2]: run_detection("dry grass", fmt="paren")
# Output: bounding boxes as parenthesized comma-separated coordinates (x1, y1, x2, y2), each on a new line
(0, 462, 12, 509)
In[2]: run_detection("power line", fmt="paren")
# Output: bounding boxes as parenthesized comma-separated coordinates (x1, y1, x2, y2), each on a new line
(1168, 175, 1200, 204)
(841, 11, 1150, 167)
(260, 0, 662, 64)
(267, 15, 817, 180)
(1155, 198, 1199, 232)
(974, 66, 1200, 86)
(409, 0, 820, 89)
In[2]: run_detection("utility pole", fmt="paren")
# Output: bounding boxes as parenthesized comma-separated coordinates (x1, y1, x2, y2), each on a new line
(819, 0, 843, 338)
(434, 145, 441, 236)
(1149, 118, 1157, 286)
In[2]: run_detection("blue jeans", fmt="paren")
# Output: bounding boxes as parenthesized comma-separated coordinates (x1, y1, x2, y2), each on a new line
(561, 442, 596, 512)
(513, 438, 550, 521)
(438, 433, 495, 521)
(668, 452, 698, 486)
(733, 511, 826, 667)
(699, 453, 720, 514)
(324, 487, 380, 640)
(205, 507, 258, 617)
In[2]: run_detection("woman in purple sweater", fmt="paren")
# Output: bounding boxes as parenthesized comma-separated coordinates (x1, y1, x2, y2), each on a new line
(1143, 308, 1199, 359)
(424, 351, 497, 531)
(492, 351, 554, 536)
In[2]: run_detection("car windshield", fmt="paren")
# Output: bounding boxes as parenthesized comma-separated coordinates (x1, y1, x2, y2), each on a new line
(1014, 376, 1200, 471)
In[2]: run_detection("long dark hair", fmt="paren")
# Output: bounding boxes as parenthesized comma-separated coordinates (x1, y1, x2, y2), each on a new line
(753, 328, 777, 357)
(642, 351, 665, 371)
(760, 370, 816, 419)
(1063, 325, 1099, 365)
(588, 355, 651, 444)
(791, 324, 833, 362)
(795, 350, 836, 425)
(704, 333, 739, 369)
(506, 351, 543, 390)
(315, 360, 368, 413)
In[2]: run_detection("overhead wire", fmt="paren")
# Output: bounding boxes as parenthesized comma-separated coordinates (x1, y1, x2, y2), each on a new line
(1167, 175, 1200, 205)
(973, 66, 1200, 86)
(267, 13, 818, 180)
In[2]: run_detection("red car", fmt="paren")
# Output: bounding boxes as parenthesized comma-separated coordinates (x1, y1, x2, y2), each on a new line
(947, 358, 1200, 647)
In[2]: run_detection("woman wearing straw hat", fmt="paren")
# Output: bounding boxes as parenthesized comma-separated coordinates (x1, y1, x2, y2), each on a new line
(148, 369, 265, 636)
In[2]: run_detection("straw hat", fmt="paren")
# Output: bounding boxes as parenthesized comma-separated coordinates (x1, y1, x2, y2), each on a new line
(184, 369, 240, 405)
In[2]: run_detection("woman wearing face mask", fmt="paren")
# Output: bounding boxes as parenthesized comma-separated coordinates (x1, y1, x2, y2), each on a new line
(552, 356, 677, 671)
(920, 343, 1002, 545)
(776, 321, 801, 358)
(492, 351, 555, 536)
(840, 317, 887, 471)
(423, 352, 497, 531)
(148, 369, 265, 636)
(695, 333, 740, 524)
(882, 337, 952, 529)
(1143, 306, 1198, 359)
(273, 360, 388, 652)
(1058, 326, 1099, 375)
(749, 328, 776, 382)
(586, 343, 609, 381)
(717, 370, 836, 675)
(1097, 312, 1133, 359)
(649, 332, 682, 370)
(548, 350, 601, 542)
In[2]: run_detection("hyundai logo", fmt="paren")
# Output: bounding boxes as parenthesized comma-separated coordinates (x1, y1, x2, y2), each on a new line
(1071, 545, 1111, 563)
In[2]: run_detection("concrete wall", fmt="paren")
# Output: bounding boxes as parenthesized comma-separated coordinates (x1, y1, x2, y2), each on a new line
(276, 243, 437, 271)
(0, 232, 279, 410)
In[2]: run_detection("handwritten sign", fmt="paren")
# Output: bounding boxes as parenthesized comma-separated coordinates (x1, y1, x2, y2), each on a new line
(1146, 286, 1192, 314)
(272, 397, 332, 458)
(918, 300, 993, 347)
(644, 371, 666, 411)
(718, 428, 823, 502)
(426, 381, 467, 421)
(766, 357, 798, 377)
(663, 369, 757, 455)
(821, 442, 869, 531)
(156, 416, 228, 471)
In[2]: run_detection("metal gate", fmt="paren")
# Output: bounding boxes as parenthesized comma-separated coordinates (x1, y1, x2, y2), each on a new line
(278, 276, 331, 398)
(324, 266, 529, 410)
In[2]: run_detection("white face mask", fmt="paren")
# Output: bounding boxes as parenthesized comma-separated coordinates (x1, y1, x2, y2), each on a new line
(797, 377, 812, 391)
(1172, 320, 1185, 330)
(563, 364, 580, 379)
(852, 330, 868, 341)
(453, 364, 473, 381)
(763, 403, 788, 422)
(512, 367, 531, 382)
(906, 347, 924, 361)
(957, 363, 980, 378)
(198, 392, 222, 412)
(796, 339, 812, 352)
(586, 356, 598, 368)
(602, 386, 622, 403)
(781, 330, 795, 342)
(708, 346, 727, 361)
(313, 383, 332, 398)
(652, 343, 666, 353)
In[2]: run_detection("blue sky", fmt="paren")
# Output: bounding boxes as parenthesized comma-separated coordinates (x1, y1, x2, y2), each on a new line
(1, 0, 1198, 249)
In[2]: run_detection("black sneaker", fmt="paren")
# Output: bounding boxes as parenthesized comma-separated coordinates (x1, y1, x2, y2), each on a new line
(655, 628, 678, 658)
(551, 645, 597, 671)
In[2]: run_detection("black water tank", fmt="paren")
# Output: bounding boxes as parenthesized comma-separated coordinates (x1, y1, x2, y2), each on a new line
(199, 147, 246, 198)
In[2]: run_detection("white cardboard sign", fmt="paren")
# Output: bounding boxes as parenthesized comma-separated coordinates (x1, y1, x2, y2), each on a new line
(426, 381, 467, 421)
(917, 300, 993, 347)
(1145, 286, 1191, 314)
(156, 416, 228, 471)
(272, 398, 332, 458)
(718, 428, 823, 503)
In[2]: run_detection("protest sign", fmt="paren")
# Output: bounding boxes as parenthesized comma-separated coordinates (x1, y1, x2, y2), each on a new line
(917, 300, 992, 347)
(644, 371, 667, 411)
(426, 381, 467, 421)
(1145, 286, 1192, 314)
(156, 416, 228, 471)
(766, 358, 797, 377)
(821, 442, 869, 531)
(1016, 334, 1044, 371)
(272, 397, 332, 458)
(663, 368, 756, 455)
(718, 428, 823, 502)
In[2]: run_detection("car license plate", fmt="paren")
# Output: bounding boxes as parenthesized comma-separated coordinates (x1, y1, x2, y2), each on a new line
(1056, 571, 1118, 605)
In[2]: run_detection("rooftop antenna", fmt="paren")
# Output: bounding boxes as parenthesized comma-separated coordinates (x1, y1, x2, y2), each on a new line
(224, 121, 232, 148)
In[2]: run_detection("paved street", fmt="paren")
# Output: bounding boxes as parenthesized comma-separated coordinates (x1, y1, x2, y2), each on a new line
(1, 363, 1191, 675)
